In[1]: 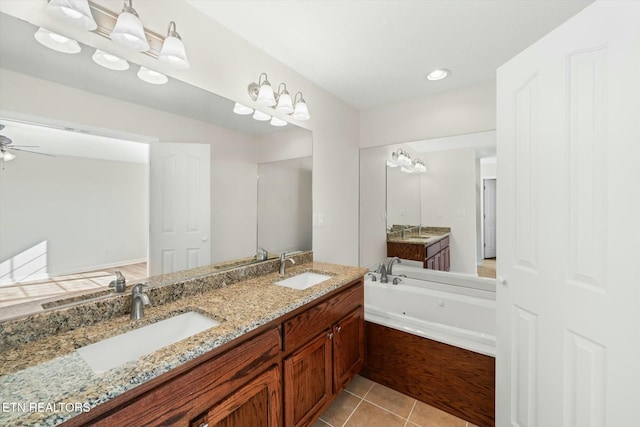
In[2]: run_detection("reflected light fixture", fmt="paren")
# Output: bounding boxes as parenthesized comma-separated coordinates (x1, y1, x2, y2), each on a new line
(92, 49, 129, 70)
(270, 117, 287, 127)
(110, 0, 150, 52)
(47, 0, 97, 31)
(0, 149, 16, 162)
(253, 110, 271, 121)
(389, 148, 426, 173)
(412, 158, 427, 173)
(158, 21, 190, 69)
(137, 66, 168, 85)
(426, 68, 450, 81)
(34, 27, 81, 54)
(275, 83, 293, 114)
(233, 103, 254, 115)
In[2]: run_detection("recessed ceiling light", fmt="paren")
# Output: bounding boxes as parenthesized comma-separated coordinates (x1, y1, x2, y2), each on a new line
(426, 69, 450, 81)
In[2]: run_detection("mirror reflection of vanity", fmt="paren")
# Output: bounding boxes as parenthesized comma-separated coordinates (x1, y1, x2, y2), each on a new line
(360, 130, 496, 279)
(0, 13, 313, 317)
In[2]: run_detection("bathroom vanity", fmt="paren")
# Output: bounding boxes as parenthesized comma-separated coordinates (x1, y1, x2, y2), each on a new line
(387, 227, 451, 271)
(0, 255, 366, 427)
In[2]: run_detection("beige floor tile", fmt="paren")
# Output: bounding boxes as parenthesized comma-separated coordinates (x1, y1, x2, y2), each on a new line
(344, 401, 406, 427)
(320, 391, 361, 427)
(344, 375, 374, 398)
(364, 383, 416, 418)
(409, 401, 467, 427)
(312, 417, 333, 427)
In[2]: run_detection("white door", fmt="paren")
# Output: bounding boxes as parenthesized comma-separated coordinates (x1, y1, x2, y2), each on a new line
(483, 178, 497, 258)
(149, 142, 210, 276)
(496, 2, 640, 426)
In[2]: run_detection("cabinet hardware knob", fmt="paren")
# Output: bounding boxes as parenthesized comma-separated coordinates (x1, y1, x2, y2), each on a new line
(328, 332, 334, 339)
(497, 276, 507, 286)
(336, 326, 342, 333)
(199, 423, 209, 427)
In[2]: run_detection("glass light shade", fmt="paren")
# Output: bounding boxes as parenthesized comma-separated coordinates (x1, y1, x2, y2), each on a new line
(400, 166, 414, 174)
(292, 100, 310, 120)
(256, 83, 276, 106)
(34, 27, 81, 54)
(270, 117, 287, 127)
(137, 66, 168, 85)
(233, 103, 253, 115)
(47, 0, 97, 31)
(426, 69, 450, 81)
(92, 49, 129, 70)
(111, 12, 150, 52)
(252, 110, 271, 121)
(2, 151, 16, 162)
(159, 36, 190, 69)
(413, 159, 427, 173)
(275, 92, 294, 114)
(386, 160, 399, 168)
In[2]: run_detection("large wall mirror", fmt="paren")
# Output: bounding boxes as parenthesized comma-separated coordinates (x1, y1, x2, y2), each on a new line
(0, 13, 312, 317)
(359, 131, 496, 280)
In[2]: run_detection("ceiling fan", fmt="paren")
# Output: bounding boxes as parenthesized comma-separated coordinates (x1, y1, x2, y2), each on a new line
(0, 124, 55, 162)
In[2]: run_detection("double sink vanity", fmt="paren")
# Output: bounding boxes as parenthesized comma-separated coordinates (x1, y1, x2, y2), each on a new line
(387, 226, 451, 271)
(0, 252, 367, 427)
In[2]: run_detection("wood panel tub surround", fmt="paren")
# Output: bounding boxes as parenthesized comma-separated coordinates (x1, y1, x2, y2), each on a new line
(61, 277, 365, 427)
(361, 321, 495, 427)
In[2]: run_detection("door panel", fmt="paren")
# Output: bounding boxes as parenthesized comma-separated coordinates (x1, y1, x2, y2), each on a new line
(149, 142, 210, 276)
(483, 179, 497, 258)
(496, 3, 640, 426)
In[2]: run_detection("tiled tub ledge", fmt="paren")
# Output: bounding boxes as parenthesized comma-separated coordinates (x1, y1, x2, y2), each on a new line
(0, 253, 367, 426)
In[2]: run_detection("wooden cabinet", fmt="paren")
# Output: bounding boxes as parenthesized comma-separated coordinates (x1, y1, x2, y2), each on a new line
(190, 365, 281, 427)
(388, 236, 450, 272)
(69, 278, 365, 427)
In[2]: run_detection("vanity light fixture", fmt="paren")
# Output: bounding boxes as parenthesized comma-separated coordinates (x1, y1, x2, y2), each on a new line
(426, 68, 450, 81)
(292, 92, 310, 121)
(389, 148, 426, 173)
(233, 103, 254, 115)
(391, 148, 412, 166)
(34, 27, 81, 54)
(92, 49, 129, 70)
(275, 83, 294, 114)
(412, 158, 427, 173)
(47, 0, 97, 31)
(252, 110, 271, 121)
(270, 117, 287, 127)
(137, 66, 168, 85)
(0, 149, 16, 162)
(158, 21, 190, 69)
(110, 0, 150, 52)
(245, 73, 311, 121)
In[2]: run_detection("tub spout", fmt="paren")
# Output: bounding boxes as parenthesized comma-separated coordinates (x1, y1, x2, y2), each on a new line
(378, 263, 388, 283)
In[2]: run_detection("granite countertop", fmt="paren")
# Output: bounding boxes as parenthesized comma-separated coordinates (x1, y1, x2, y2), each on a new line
(387, 227, 450, 245)
(0, 260, 367, 427)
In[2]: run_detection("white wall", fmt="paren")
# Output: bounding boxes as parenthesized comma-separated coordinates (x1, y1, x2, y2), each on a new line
(0, 151, 147, 284)
(258, 157, 313, 254)
(420, 148, 478, 274)
(0, 0, 361, 266)
(386, 167, 421, 227)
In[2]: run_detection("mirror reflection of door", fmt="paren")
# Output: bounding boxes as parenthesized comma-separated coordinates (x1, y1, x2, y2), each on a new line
(483, 178, 497, 258)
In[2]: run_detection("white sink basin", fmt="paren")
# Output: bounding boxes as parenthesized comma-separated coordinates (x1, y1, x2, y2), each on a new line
(77, 311, 219, 374)
(275, 272, 332, 290)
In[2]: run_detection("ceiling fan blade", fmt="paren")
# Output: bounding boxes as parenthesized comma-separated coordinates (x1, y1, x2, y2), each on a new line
(10, 148, 56, 157)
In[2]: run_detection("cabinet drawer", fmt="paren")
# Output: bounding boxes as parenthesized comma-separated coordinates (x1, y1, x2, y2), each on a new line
(284, 280, 363, 352)
(440, 236, 450, 248)
(387, 242, 425, 261)
(426, 241, 441, 258)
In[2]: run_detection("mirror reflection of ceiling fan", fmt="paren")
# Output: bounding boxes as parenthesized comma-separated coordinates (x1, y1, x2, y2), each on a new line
(0, 124, 55, 162)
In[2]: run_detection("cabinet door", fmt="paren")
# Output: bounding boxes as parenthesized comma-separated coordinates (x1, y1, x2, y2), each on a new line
(425, 256, 435, 270)
(333, 307, 365, 393)
(442, 247, 450, 271)
(284, 332, 332, 427)
(434, 252, 442, 271)
(191, 365, 282, 427)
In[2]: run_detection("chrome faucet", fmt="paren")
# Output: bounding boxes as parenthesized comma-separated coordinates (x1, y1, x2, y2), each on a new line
(109, 271, 126, 293)
(279, 252, 296, 275)
(255, 247, 268, 261)
(378, 263, 388, 283)
(130, 283, 150, 320)
(387, 257, 402, 275)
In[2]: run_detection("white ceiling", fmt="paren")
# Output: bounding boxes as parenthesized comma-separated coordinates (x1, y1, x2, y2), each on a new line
(186, 0, 592, 111)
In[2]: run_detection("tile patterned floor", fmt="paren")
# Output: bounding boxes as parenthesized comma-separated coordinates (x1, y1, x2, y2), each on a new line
(314, 375, 480, 427)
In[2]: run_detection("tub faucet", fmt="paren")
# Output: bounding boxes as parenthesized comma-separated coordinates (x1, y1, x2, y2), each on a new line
(109, 271, 126, 293)
(378, 263, 388, 283)
(392, 277, 403, 285)
(366, 272, 377, 282)
(279, 252, 296, 275)
(255, 247, 268, 261)
(130, 283, 151, 320)
(387, 257, 402, 275)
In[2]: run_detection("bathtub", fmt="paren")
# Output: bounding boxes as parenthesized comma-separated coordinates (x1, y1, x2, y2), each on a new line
(364, 272, 496, 356)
